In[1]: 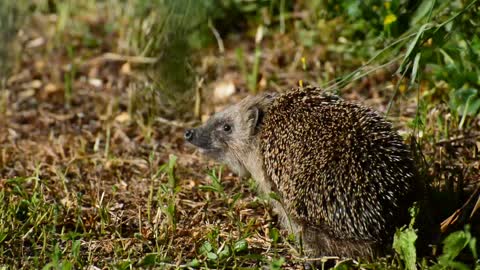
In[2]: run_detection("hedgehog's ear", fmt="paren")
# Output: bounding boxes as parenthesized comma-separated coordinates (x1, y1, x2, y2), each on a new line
(247, 106, 264, 134)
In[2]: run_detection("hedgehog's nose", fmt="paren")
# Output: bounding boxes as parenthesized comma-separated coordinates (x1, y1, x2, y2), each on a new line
(184, 129, 194, 141)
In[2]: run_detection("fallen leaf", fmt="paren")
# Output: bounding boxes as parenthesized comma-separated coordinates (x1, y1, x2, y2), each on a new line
(44, 83, 58, 93)
(88, 78, 103, 87)
(121, 62, 131, 74)
(26, 37, 45, 48)
(19, 89, 36, 99)
(115, 112, 131, 123)
(213, 80, 236, 102)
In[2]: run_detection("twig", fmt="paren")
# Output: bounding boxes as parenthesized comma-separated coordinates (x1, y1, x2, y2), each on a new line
(470, 193, 480, 219)
(157, 262, 193, 269)
(440, 186, 480, 233)
(194, 77, 203, 120)
(88, 52, 158, 65)
(435, 133, 480, 146)
(323, 55, 402, 92)
(208, 20, 224, 54)
(291, 254, 339, 261)
(155, 116, 195, 128)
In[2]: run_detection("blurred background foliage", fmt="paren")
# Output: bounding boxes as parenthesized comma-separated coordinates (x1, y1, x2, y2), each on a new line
(2, 0, 479, 118)
(0, 0, 25, 85)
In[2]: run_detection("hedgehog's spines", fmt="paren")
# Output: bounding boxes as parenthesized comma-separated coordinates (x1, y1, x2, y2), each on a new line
(187, 85, 429, 259)
(259, 86, 420, 257)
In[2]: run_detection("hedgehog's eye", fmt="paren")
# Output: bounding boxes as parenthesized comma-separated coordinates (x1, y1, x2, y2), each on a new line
(223, 124, 232, 133)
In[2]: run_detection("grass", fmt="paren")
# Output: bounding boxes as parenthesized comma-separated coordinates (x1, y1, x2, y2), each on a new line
(1, 0, 479, 269)
(0, 0, 23, 85)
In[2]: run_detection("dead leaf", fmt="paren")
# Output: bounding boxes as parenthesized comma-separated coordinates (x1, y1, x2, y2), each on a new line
(18, 89, 35, 99)
(88, 78, 103, 87)
(115, 112, 131, 123)
(213, 80, 236, 102)
(44, 83, 58, 93)
(121, 62, 131, 74)
(26, 37, 45, 48)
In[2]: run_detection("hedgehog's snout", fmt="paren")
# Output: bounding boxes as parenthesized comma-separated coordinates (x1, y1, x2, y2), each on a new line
(184, 128, 201, 146)
(184, 129, 194, 141)
(184, 127, 213, 151)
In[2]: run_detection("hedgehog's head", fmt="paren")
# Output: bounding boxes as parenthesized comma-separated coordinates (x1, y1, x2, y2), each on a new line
(185, 92, 276, 177)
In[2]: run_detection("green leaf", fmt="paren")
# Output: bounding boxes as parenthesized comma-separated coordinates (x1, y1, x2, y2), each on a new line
(443, 261, 471, 270)
(410, 53, 422, 87)
(450, 88, 480, 116)
(468, 97, 480, 116)
(71, 239, 81, 258)
(230, 193, 242, 207)
(187, 258, 200, 267)
(199, 241, 213, 254)
(269, 257, 285, 270)
(393, 227, 418, 270)
(42, 262, 55, 270)
(410, 0, 435, 25)
(234, 239, 248, 253)
(61, 232, 84, 241)
(0, 232, 7, 243)
(334, 259, 356, 270)
(114, 260, 132, 270)
(61, 261, 73, 270)
(439, 48, 455, 66)
(471, 35, 480, 57)
(167, 154, 177, 190)
(269, 192, 282, 202)
(269, 227, 280, 243)
(400, 23, 428, 72)
(345, 1, 361, 19)
(198, 185, 220, 192)
(207, 252, 218, 261)
(408, 203, 420, 228)
(139, 253, 158, 266)
(218, 244, 230, 259)
(468, 237, 478, 261)
(204, 167, 224, 194)
(439, 230, 469, 263)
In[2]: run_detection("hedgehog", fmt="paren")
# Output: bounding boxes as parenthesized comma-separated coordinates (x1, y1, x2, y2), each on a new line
(184, 86, 427, 259)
